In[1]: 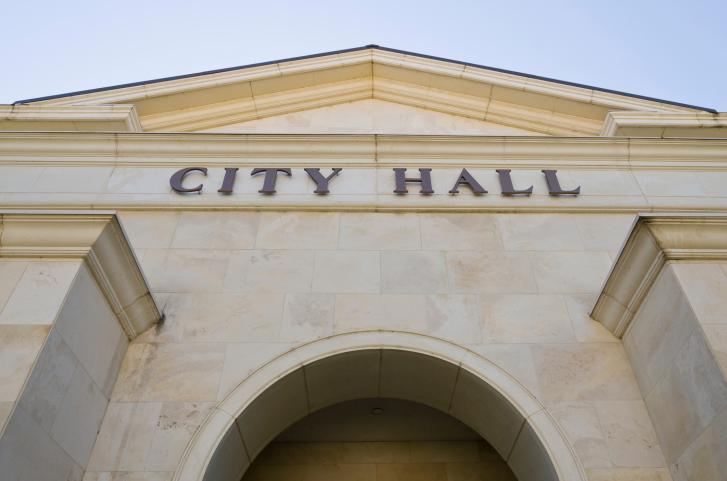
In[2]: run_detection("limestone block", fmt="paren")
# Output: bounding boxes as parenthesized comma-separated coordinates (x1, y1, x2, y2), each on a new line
(223, 250, 315, 293)
(141, 249, 230, 293)
(50, 364, 108, 468)
(171, 212, 260, 249)
(87, 402, 163, 472)
(622, 331, 653, 398)
(0, 402, 12, 431)
(380, 350, 459, 412)
(307, 464, 376, 481)
(0, 324, 50, 403)
(671, 263, 727, 325)
(583, 468, 671, 481)
(632, 172, 708, 197)
(0, 261, 81, 325)
(0, 166, 44, 192)
(425, 294, 482, 344)
(145, 402, 216, 471)
(243, 464, 306, 481)
(499, 214, 584, 251)
(529, 251, 613, 294)
(679, 406, 727, 481)
(0, 406, 74, 481)
(255, 212, 339, 250)
(217, 343, 297, 400)
(333, 294, 428, 333)
(117, 212, 181, 249)
(183, 293, 284, 342)
(506, 418, 559, 481)
(673, 329, 727, 428)
(573, 215, 636, 251)
(419, 214, 503, 251)
(531, 344, 641, 402)
(545, 401, 612, 468)
(477, 294, 576, 344)
(312, 251, 380, 294)
(594, 401, 666, 468)
(32, 166, 113, 193)
(305, 350, 380, 411)
(446, 461, 517, 481)
(18, 328, 78, 431)
(446, 251, 537, 294)
(568, 171, 643, 197)
(629, 267, 699, 386)
(376, 463, 444, 481)
(465, 344, 541, 399)
(279, 293, 335, 342)
(54, 265, 128, 396)
(381, 251, 449, 294)
(644, 363, 702, 464)
(702, 324, 727, 373)
(563, 294, 618, 343)
(84, 472, 175, 481)
(0, 261, 28, 313)
(696, 171, 727, 197)
(135, 293, 193, 343)
(112, 343, 226, 402)
(339, 213, 420, 250)
(104, 167, 176, 194)
(409, 441, 479, 463)
(340, 442, 408, 464)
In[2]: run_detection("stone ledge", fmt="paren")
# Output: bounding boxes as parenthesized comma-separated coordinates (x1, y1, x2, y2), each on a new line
(0, 210, 161, 339)
(591, 213, 727, 337)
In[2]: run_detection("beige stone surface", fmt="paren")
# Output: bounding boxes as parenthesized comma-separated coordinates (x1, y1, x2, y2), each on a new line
(141, 249, 230, 293)
(574, 215, 635, 251)
(339, 214, 421, 250)
(0, 261, 80, 325)
(313, 251, 380, 294)
(499, 214, 584, 251)
(679, 405, 727, 481)
(0, 166, 44, 193)
(171, 212, 260, 249)
(105, 168, 176, 195)
(223, 250, 315, 293)
(426, 295, 481, 344)
(279, 293, 335, 342)
(465, 344, 541, 399)
(87, 402, 163, 472)
(340, 442, 408, 464)
(632, 172, 708, 197)
(333, 294, 428, 333)
(583, 468, 671, 481)
(446, 251, 537, 294)
(419, 214, 503, 251)
(0, 261, 28, 313)
(410, 441, 479, 463)
(32, 166, 112, 193)
(594, 401, 666, 468)
(529, 251, 613, 294)
(381, 251, 449, 294)
(563, 294, 618, 343)
(117, 212, 181, 249)
(0, 324, 50, 402)
(672, 263, 727, 324)
(135, 293, 192, 343)
(145, 402, 216, 471)
(217, 343, 297, 400)
(255, 212, 339, 250)
(477, 294, 576, 343)
(545, 401, 612, 468)
(112, 343, 226, 402)
(532, 344, 641, 401)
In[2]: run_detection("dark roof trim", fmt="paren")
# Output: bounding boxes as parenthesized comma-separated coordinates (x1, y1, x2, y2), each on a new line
(14, 45, 718, 113)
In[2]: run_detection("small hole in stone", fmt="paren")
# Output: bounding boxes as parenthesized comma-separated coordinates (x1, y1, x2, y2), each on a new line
(371, 408, 384, 415)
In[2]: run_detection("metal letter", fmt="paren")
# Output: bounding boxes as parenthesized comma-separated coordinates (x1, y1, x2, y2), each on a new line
(496, 169, 533, 195)
(251, 168, 292, 194)
(305, 168, 342, 194)
(448, 168, 487, 194)
(170, 167, 207, 193)
(542, 170, 580, 195)
(393, 168, 434, 193)
(218, 167, 239, 193)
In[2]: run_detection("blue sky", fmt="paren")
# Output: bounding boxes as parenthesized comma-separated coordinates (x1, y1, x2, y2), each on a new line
(3, 0, 725, 111)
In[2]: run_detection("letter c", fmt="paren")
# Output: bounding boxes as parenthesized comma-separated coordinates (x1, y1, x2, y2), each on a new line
(170, 167, 207, 193)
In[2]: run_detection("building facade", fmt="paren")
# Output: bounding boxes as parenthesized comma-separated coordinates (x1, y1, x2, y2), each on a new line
(0, 46, 726, 481)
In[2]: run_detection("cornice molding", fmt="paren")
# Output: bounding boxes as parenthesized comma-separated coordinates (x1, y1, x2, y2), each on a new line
(0, 105, 142, 132)
(601, 111, 727, 138)
(0, 211, 161, 339)
(591, 214, 727, 337)
(0, 133, 726, 170)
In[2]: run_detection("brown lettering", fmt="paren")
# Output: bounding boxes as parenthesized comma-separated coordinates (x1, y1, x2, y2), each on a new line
(251, 168, 292, 194)
(170, 167, 207, 193)
(218, 167, 239, 193)
(542, 170, 580, 195)
(305, 168, 342, 194)
(393, 168, 434, 193)
(449, 169, 487, 194)
(496, 169, 533, 195)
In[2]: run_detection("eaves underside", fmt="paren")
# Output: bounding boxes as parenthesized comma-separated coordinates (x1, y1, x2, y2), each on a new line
(13, 45, 717, 114)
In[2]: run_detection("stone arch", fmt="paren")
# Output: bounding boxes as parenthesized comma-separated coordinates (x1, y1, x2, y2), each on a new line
(174, 331, 586, 481)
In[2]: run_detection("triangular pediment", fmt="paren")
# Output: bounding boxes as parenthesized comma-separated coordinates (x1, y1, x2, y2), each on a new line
(10, 46, 716, 136)
(198, 99, 546, 136)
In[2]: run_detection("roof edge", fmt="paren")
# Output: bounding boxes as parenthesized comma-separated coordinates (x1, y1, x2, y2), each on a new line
(13, 45, 718, 114)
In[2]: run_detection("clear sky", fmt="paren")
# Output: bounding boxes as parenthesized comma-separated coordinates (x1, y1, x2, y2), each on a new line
(2, 0, 726, 111)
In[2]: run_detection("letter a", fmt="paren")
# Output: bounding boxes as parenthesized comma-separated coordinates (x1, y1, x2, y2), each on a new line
(449, 169, 487, 194)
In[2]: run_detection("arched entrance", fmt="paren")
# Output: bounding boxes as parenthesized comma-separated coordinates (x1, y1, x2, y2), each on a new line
(174, 332, 586, 481)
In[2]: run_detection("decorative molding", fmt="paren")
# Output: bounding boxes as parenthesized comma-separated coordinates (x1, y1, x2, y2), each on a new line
(601, 111, 727, 138)
(591, 214, 727, 337)
(0, 105, 142, 132)
(0, 211, 161, 339)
